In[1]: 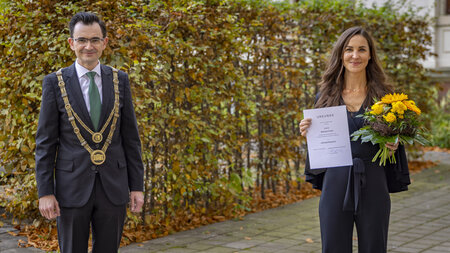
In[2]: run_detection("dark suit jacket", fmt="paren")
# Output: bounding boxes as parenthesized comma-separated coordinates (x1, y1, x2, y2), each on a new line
(35, 63, 144, 207)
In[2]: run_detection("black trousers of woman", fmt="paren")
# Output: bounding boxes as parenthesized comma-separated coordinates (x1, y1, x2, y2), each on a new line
(306, 104, 409, 253)
(319, 158, 391, 253)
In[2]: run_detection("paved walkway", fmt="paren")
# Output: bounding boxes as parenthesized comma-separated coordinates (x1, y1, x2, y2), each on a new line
(1, 151, 449, 253)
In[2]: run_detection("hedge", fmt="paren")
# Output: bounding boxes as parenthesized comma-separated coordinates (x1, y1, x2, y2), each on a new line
(0, 0, 434, 234)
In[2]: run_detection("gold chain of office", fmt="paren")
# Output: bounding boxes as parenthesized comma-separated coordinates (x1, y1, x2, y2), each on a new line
(56, 67, 120, 165)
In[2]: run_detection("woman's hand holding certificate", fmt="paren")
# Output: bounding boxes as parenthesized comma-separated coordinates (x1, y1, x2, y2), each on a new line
(302, 105, 353, 169)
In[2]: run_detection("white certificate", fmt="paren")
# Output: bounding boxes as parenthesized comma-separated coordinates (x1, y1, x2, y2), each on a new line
(303, 105, 353, 169)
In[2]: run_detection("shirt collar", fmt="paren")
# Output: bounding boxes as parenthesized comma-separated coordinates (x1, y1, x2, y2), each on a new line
(75, 60, 101, 79)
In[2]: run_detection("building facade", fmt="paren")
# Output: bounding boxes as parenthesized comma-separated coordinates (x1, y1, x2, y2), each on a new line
(359, 0, 450, 101)
(434, 0, 450, 99)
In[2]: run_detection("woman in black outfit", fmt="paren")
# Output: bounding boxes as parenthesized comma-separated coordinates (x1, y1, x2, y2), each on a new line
(299, 27, 411, 253)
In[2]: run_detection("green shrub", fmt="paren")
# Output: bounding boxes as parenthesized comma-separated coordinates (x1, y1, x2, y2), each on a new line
(428, 91, 450, 148)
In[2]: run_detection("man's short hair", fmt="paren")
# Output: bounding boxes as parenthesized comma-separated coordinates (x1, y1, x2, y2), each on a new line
(69, 12, 107, 38)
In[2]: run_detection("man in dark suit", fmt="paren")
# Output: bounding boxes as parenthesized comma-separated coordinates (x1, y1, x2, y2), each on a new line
(35, 12, 144, 252)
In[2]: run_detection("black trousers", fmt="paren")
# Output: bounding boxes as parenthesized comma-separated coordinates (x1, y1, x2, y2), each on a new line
(319, 162, 390, 253)
(57, 174, 127, 253)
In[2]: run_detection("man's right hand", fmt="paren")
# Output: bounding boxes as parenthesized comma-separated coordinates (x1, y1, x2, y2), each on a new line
(39, 195, 60, 220)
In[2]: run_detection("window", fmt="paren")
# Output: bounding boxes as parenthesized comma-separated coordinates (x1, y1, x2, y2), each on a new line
(447, 0, 450, 14)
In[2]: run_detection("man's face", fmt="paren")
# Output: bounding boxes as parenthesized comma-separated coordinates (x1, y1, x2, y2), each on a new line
(68, 22, 108, 70)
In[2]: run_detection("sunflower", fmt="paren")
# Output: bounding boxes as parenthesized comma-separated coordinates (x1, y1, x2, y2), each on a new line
(370, 103, 384, 115)
(403, 100, 421, 115)
(391, 101, 407, 115)
(383, 112, 396, 123)
(381, 93, 408, 104)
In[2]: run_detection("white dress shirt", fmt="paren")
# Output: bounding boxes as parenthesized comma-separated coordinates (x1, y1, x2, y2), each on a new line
(75, 60, 103, 114)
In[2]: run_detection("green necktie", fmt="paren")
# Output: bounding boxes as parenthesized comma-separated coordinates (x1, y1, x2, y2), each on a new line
(86, 71, 101, 131)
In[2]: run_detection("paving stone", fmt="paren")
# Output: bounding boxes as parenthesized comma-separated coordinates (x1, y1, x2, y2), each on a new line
(389, 247, 423, 253)
(225, 231, 258, 238)
(285, 243, 321, 251)
(245, 235, 275, 242)
(442, 242, 450, 247)
(427, 245, 450, 252)
(409, 238, 441, 247)
(240, 246, 282, 253)
(159, 247, 197, 253)
(0, 234, 27, 251)
(236, 250, 268, 253)
(202, 235, 245, 246)
(184, 242, 215, 251)
(255, 241, 291, 250)
(197, 246, 239, 253)
(399, 242, 431, 250)
(276, 248, 309, 253)
(388, 240, 406, 248)
(0, 226, 18, 235)
(223, 239, 265, 249)
(390, 235, 416, 244)
(0, 249, 43, 253)
(120, 245, 160, 253)
(260, 230, 294, 238)
(269, 237, 302, 247)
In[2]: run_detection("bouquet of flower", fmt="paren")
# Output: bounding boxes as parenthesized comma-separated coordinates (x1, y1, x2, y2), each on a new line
(351, 93, 428, 166)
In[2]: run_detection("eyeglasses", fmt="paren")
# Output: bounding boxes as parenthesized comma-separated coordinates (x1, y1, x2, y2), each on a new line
(73, 37, 104, 46)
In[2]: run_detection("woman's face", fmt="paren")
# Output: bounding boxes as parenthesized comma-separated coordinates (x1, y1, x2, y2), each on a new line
(342, 35, 371, 74)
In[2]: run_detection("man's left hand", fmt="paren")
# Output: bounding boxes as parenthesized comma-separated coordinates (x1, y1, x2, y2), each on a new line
(130, 191, 144, 213)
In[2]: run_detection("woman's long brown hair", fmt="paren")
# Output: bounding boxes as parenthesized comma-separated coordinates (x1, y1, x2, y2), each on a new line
(315, 26, 393, 108)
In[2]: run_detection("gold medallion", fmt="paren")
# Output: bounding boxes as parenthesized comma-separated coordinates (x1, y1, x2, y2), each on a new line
(91, 150, 106, 165)
(92, 133, 103, 143)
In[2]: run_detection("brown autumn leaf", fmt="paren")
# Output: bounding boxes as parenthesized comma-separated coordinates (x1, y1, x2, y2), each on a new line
(305, 238, 314, 243)
(213, 216, 226, 222)
(8, 231, 18, 236)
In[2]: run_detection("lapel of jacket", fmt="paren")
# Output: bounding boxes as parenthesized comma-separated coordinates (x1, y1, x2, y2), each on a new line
(64, 63, 95, 130)
(99, 64, 114, 128)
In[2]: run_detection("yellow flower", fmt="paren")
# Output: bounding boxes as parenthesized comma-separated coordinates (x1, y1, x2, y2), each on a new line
(391, 101, 407, 115)
(381, 93, 408, 104)
(370, 103, 384, 115)
(403, 100, 421, 115)
(383, 112, 396, 123)
(398, 114, 404, 119)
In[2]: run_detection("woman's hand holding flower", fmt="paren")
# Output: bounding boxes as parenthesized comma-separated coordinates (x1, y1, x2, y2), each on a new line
(385, 141, 399, 156)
